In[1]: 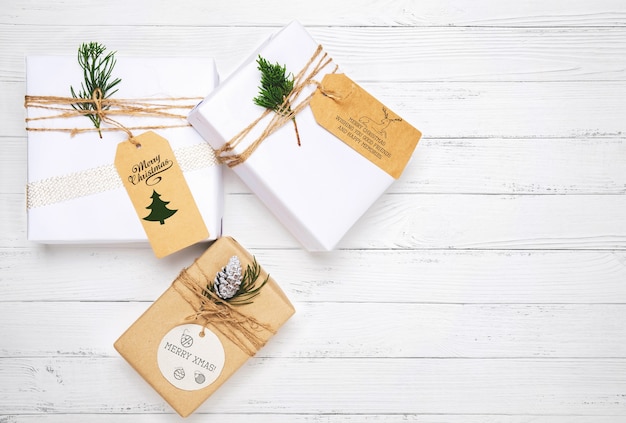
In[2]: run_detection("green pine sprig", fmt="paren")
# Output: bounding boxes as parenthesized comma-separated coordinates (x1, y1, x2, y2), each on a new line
(253, 56, 301, 146)
(230, 258, 269, 305)
(70, 42, 122, 138)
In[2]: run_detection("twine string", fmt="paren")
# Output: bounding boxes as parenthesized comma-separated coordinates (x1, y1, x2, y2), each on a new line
(25, 45, 342, 163)
(25, 88, 217, 207)
(24, 90, 202, 138)
(88, 88, 135, 141)
(173, 262, 275, 357)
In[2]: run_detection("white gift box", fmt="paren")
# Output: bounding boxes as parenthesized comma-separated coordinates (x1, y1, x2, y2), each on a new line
(189, 21, 417, 251)
(26, 55, 223, 244)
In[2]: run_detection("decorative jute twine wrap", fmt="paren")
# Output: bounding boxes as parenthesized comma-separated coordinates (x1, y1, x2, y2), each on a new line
(24, 88, 200, 141)
(173, 261, 275, 357)
(24, 87, 218, 209)
(215, 45, 338, 167)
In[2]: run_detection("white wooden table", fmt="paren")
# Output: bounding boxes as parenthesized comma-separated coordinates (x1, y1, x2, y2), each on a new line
(2, 1, 626, 421)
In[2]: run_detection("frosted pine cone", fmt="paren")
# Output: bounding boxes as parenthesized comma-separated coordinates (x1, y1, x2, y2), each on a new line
(214, 256, 243, 300)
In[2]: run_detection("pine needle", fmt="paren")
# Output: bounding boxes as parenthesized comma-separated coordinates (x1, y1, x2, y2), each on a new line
(253, 56, 301, 146)
(70, 42, 122, 138)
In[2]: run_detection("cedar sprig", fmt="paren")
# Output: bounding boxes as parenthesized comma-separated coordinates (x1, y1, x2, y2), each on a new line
(70, 42, 122, 138)
(253, 55, 301, 146)
(206, 257, 269, 306)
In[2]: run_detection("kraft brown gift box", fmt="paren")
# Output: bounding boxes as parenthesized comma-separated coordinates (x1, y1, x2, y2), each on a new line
(114, 236, 295, 417)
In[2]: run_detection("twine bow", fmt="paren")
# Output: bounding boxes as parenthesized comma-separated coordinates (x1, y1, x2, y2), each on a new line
(174, 262, 275, 357)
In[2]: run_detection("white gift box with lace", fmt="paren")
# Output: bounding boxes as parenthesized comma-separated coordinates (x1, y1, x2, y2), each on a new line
(26, 55, 223, 244)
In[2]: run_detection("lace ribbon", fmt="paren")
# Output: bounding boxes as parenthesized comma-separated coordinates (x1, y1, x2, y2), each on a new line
(24, 90, 218, 208)
(27, 142, 218, 209)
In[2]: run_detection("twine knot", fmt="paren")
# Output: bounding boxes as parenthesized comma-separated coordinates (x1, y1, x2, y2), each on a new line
(91, 87, 104, 119)
(174, 263, 275, 357)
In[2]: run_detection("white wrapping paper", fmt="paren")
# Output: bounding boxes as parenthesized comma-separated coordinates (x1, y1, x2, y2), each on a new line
(188, 21, 395, 251)
(26, 56, 223, 243)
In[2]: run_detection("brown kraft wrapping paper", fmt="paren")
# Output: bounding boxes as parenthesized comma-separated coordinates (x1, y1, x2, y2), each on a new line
(114, 236, 296, 417)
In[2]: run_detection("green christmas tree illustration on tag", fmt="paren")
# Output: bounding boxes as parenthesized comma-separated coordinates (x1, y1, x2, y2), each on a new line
(143, 189, 177, 225)
(115, 131, 209, 258)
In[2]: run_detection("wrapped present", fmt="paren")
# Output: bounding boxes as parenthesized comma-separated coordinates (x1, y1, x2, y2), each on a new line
(188, 21, 421, 251)
(114, 236, 295, 417)
(25, 52, 223, 247)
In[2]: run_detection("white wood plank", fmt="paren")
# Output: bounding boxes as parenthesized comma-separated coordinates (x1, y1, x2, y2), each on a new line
(222, 137, 626, 195)
(2, 248, 626, 304)
(1, 357, 625, 415)
(1, 302, 625, 359)
(0, 137, 26, 196)
(2, 0, 625, 27)
(3, 27, 626, 83)
(0, 414, 622, 423)
(2, 1, 626, 421)
(0, 194, 26, 247)
(4, 191, 626, 248)
(8, 136, 626, 196)
(8, 80, 626, 139)
(223, 193, 626, 250)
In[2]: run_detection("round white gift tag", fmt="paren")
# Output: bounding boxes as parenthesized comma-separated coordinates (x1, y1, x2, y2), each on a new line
(157, 323, 225, 391)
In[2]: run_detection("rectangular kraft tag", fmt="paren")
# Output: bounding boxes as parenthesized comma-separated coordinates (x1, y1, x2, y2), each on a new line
(310, 73, 422, 179)
(114, 131, 209, 257)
